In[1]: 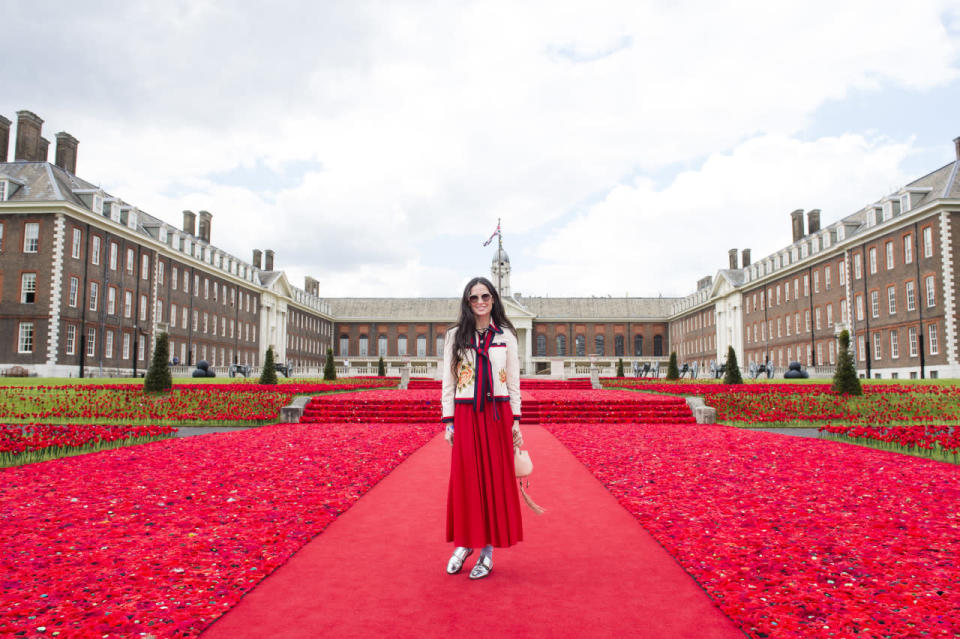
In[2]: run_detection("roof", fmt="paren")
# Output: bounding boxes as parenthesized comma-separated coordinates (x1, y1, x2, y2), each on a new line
(327, 298, 461, 320)
(508, 296, 677, 320)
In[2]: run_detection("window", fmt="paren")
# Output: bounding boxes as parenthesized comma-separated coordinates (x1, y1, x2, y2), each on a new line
(871, 291, 879, 318)
(925, 276, 936, 307)
(213, 282, 218, 301)
(922, 226, 933, 258)
(824, 266, 831, 290)
(853, 253, 862, 279)
(156, 300, 163, 324)
(653, 335, 663, 357)
(575, 335, 585, 357)
(435, 336, 445, 358)
(416, 336, 426, 357)
(858, 335, 866, 362)
(358, 336, 369, 357)
(91, 236, 101, 265)
(885, 241, 894, 269)
(793, 278, 799, 299)
(124, 291, 133, 318)
(795, 312, 800, 334)
(0, 181, 6, 202)
(873, 332, 882, 360)
(906, 281, 916, 311)
(183, 307, 188, 329)
(141, 254, 149, 279)
(340, 336, 350, 356)
(804, 310, 811, 332)
(815, 308, 821, 331)
(929, 323, 939, 355)
(192, 310, 198, 331)
(557, 334, 567, 356)
(378, 335, 388, 356)
(72, 228, 81, 259)
(193, 274, 199, 295)
(20, 273, 36, 303)
(170, 303, 178, 328)
(66, 325, 76, 355)
(826, 304, 833, 326)
(89, 282, 99, 311)
(105, 331, 114, 359)
(140, 294, 147, 321)
(869, 247, 877, 274)
(171, 266, 178, 289)
(204, 279, 209, 299)
(203, 313, 209, 333)
(23, 223, 39, 253)
(803, 275, 809, 297)
(776, 286, 781, 305)
(855, 295, 864, 322)
(813, 271, 819, 294)
(68, 277, 79, 307)
(614, 335, 624, 357)
(633, 334, 642, 356)
(595, 335, 605, 356)
(908, 327, 919, 357)
(777, 318, 782, 337)
(903, 234, 913, 264)
(87, 328, 97, 357)
(158, 261, 165, 286)
(536, 334, 546, 356)
(109, 242, 118, 270)
(107, 287, 116, 314)
(840, 300, 847, 323)
(397, 336, 407, 356)
(18, 322, 34, 353)
(829, 341, 835, 365)
(838, 261, 845, 286)
(890, 331, 899, 359)
(885, 286, 896, 315)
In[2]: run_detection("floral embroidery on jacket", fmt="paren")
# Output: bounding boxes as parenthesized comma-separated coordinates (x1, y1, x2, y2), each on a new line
(457, 361, 474, 392)
(498, 368, 507, 384)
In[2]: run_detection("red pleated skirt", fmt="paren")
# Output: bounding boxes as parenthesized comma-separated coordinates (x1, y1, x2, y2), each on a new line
(446, 401, 523, 548)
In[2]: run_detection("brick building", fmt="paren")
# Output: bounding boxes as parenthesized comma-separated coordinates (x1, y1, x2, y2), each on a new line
(0, 110, 333, 377)
(2, 109, 959, 379)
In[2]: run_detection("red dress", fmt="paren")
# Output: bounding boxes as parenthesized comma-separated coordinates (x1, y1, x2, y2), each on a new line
(445, 330, 523, 548)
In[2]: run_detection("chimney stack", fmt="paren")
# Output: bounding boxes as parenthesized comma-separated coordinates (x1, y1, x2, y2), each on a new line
(807, 209, 821, 235)
(252, 249, 262, 269)
(198, 210, 212, 243)
(728, 248, 738, 270)
(954, 136, 960, 160)
(15, 111, 44, 161)
(741, 248, 751, 267)
(55, 132, 79, 174)
(265, 249, 275, 271)
(0, 115, 10, 162)
(37, 137, 49, 162)
(790, 209, 805, 243)
(182, 210, 196, 236)
(305, 276, 319, 296)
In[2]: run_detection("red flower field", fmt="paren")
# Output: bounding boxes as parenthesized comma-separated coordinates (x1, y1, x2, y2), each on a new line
(0, 421, 434, 638)
(547, 421, 960, 638)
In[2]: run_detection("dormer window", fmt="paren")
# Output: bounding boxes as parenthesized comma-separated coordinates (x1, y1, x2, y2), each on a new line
(0, 180, 7, 202)
(836, 226, 845, 241)
(109, 202, 121, 222)
(127, 209, 138, 230)
(92, 194, 103, 214)
(159, 226, 168, 243)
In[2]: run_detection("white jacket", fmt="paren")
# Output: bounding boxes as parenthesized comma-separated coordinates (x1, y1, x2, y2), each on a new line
(441, 322, 522, 423)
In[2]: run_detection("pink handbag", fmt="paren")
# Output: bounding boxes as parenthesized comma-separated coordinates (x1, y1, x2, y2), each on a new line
(514, 446, 544, 514)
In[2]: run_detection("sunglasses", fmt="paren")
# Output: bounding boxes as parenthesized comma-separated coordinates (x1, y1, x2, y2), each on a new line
(468, 293, 492, 304)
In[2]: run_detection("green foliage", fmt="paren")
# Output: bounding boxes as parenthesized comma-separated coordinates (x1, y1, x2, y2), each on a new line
(144, 332, 173, 393)
(323, 348, 336, 380)
(616, 358, 625, 378)
(831, 330, 863, 396)
(723, 346, 743, 385)
(259, 346, 278, 385)
(666, 352, 680, 380)
(377, 356, 386, 377)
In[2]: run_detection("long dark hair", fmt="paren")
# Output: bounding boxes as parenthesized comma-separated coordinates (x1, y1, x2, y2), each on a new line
(449, 276, 517, 377)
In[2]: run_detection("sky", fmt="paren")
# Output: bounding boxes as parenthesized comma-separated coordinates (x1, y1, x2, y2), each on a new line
(3, 0, 960, 299)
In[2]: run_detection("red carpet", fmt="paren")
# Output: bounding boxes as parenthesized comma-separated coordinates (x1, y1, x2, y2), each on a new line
(201, 426, 744, 638)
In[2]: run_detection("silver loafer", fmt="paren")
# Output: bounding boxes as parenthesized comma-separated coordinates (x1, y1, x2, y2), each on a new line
(469, 554, 492, 580)
(446, 547, 473, 574)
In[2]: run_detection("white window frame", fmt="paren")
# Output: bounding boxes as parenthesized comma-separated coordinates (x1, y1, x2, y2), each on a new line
(929, 323, 939, 355)
(20, 272, 37, 304)
(18, 322, 34, 353)
(23, 222, 39, 253)
(66, 324, 77, 355)
(72, 228, 81, 259)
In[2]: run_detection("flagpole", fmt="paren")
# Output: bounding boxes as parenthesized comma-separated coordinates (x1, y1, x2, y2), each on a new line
(497, 217, 502, 296)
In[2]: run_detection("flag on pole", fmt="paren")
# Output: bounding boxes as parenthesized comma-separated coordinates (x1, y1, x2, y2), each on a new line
(482, 222, 500, 246)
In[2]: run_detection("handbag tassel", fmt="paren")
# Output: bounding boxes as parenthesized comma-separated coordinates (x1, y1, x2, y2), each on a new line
(519, 479, 545, 515)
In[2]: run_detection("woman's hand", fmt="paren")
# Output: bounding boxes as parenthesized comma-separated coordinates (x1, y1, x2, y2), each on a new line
(444, 424, 454, 446)
(512, 423, 523, 448)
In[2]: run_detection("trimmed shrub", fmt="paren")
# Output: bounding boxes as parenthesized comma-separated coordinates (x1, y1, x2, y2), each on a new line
(616, 358, 625, 378)
(832, 330, 863, 396)
(666, 352, 680, 380)
(723, 346, 743, 385)
(259, 346, 278, 385)
(144, 332, 173, 393)
(324, 348, 336, 380)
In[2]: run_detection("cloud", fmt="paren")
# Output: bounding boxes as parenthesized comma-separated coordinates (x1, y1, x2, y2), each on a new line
(1, 0, 958, 297)
(520, 133, 915, 297)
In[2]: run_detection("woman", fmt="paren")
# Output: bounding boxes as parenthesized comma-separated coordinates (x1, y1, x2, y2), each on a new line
(441, 276, 523, 579)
